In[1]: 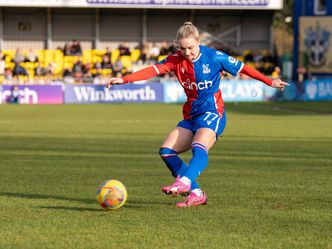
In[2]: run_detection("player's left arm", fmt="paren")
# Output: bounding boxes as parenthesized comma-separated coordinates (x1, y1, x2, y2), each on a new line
(240, 64, 289, 90)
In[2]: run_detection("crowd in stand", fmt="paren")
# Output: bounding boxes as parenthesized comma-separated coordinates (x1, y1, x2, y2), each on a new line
(0, 39, 281, 85)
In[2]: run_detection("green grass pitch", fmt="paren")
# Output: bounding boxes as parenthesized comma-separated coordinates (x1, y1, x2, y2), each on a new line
(0, 102, 331, 249)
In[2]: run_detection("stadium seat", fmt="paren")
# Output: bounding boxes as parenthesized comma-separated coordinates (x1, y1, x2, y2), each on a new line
(83, 50, 92, 64)
(120, 55, 132, 70)
(131, 49, 141, 62)
(111, 50, 120, 63)
(101, 69, 112, 77)
(3, 50, 15, 64)
(157, 55, 167, 62)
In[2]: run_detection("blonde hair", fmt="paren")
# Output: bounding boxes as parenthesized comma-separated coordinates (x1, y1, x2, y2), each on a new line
(176, 22, 200, 43)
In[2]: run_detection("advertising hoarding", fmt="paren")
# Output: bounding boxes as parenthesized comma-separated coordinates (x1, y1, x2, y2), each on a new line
(305, 79, 332, 101)
(0, 0, 283, 9)
(0, 85, 63, 104)
(64, 83, 164, 104)
(164, 80, 275, 103)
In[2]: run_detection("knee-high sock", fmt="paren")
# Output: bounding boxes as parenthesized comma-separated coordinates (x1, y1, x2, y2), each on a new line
(182, 143, 209, 183)
(159, 147, 200, 190)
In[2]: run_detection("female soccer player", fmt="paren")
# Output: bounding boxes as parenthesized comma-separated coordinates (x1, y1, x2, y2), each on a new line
(107, 22, 289, 208)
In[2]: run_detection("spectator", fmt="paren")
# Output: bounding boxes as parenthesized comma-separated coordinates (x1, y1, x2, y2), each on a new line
(0, 55, 6, 77)
(138, 42, 150, 64)
(25, 49, 39, 63)
(4, 68, 13, 82)
(63, 43, 71, 56)
(104, 47, 112, 61)
(271, 66, 281, 79)
(101, 55, 113, 69)
(13, 48, 25, 64)
(150, 43, 160, 62)
(45, 62, 55, 76)
(70, 39, 82, 56)
(112, 56, 123, 76)
(8, 86, 20, 104)
(72, 58, 84, 79)
(118, 41, 131, 56)
(159, 41, 170, 56)
(94, 61, 102, 70)
(34, 62, 47, 76)
(244, 50, 254, 62)
(168, 40, 177, 54)
(13, 63, 28, 77)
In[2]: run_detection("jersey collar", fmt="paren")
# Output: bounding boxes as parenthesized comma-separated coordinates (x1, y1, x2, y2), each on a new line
(192, 46, 202, 62)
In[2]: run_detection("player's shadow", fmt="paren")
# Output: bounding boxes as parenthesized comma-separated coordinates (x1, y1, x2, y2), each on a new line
(0, 192, 171, 211)
(38, 206, 101, 212)
(0, 191, 96, 205)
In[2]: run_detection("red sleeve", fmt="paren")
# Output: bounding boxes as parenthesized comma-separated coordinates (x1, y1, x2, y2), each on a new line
(122, 54, 176, 83)
(122, 66, 158, 83)
(240, 64, 273, 86)
(154, 55, 175, 74)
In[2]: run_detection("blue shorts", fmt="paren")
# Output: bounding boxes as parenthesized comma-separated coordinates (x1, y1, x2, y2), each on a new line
(177, 111, 226, 137)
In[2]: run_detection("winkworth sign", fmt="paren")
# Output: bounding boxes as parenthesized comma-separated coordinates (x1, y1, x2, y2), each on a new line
(64, 83, 163, 104)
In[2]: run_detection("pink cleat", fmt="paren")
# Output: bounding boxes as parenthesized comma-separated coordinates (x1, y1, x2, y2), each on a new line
(162, 176, 191, 195)
(176, 192, 207, 208)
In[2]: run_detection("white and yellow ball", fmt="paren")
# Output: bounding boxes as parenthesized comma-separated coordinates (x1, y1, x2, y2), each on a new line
(96, 180, 128, 210)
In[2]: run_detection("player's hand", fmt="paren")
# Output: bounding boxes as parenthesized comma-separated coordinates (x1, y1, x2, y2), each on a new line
(271, 79, 289, 91)
(107, 78, 124, 88)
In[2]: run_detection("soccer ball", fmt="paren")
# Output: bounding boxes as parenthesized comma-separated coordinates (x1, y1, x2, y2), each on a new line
(96, 180, 128, 210)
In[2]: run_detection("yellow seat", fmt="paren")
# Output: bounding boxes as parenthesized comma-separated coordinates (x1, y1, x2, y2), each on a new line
(101, 69, 112, 77)
(157, 55, 167, 62)
(7, 62, 15, 70)
(3, 50, 15, 63)
(131, 49, 141, 62)
(43, 50, 54, 67)
(93, 49, 106, 57)
(83, 50, 92, 64)
(22, 62, 35, 70)
(36, 50, 45, 64)
(120, 56, 132, 70)
(111, 50, 120, 63)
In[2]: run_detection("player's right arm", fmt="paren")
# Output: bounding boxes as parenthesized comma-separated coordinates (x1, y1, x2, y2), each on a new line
(107, 55, 176, 88)
(107, 66, 157, 87)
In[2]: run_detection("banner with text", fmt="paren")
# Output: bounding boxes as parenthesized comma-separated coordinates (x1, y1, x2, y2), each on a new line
(64, 83, 163, 104)
(164, 80, 276, 103)
(304, 79, 332, 101)
(0, 0, 282, 9)
(0, 85, 63, 104)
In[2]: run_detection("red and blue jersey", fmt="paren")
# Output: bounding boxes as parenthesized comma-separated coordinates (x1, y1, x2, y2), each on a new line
(153, 45, 244, 119)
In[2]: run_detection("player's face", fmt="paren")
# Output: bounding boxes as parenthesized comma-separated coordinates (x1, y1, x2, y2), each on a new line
(178, 38, 200, 61)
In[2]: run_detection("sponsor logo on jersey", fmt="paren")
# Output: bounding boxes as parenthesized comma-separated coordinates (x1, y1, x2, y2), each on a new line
(181, 80, 213, 90)
(203, 64, 211, 74)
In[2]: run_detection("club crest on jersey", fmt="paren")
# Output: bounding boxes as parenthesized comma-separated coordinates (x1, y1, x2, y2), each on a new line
(202, 64, 211, 74)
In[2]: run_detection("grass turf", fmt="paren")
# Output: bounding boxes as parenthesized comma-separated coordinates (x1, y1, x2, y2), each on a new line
(0, 102, 331, 249)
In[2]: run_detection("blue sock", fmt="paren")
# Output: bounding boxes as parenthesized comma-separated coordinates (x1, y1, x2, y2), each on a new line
(183, 143, 209, 183)
(159, 147, 200, 190)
